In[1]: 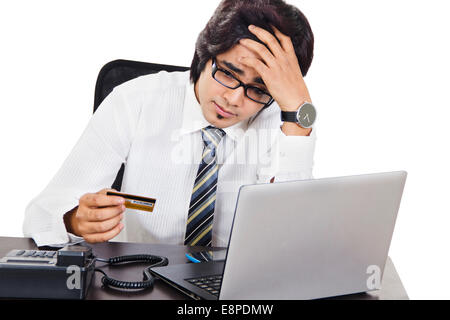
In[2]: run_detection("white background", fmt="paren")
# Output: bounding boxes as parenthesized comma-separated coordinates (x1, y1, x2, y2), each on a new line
(1, 0, 449, 299)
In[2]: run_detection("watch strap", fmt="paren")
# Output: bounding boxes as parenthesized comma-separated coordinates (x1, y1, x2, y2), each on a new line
(280, 111, 298, 123)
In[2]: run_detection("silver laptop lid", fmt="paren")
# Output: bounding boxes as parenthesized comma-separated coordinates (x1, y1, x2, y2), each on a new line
(219, 171, 407, 300)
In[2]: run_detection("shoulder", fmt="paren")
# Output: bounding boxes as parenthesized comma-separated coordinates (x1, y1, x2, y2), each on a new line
(113, 70, 190, 96)
(95, 70, 190, 118)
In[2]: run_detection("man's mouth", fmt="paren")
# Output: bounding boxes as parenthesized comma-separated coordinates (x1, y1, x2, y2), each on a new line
(214, 102, 236, 118)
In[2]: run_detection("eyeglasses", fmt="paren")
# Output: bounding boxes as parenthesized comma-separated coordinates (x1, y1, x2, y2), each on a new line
(211, 58, 274, 106)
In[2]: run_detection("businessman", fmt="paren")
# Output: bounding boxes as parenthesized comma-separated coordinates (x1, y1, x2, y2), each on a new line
(23, 0, 317, 247)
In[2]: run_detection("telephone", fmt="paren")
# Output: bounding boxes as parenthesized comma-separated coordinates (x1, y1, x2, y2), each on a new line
(0, 245, 168, 299)
(0, 245, 95, 299)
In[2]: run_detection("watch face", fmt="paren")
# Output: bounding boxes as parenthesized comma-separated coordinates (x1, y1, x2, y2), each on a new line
(297, 103, 316, 128)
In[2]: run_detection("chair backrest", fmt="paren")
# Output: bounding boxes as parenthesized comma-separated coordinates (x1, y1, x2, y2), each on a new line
(94, 59, 190, 112)
(93, 59, 190, 190)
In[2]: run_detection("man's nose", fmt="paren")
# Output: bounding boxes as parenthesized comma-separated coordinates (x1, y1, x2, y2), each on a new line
(223, 86, 245, 107)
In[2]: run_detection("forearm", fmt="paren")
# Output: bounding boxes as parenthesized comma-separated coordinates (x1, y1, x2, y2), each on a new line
(63, 206, 79, 236)
(281, 122, 312, 136)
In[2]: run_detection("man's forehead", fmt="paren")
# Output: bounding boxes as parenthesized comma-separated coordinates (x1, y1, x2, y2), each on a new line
(218, 58, 266, 87)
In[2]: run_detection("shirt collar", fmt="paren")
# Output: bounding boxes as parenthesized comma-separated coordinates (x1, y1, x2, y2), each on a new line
(178, 80, 248, 142)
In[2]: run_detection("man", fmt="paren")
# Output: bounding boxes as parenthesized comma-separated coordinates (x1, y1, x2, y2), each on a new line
(23, 0, 317, 247)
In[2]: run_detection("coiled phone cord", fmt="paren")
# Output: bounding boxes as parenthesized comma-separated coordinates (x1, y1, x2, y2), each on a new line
(94, 254, 168, 290)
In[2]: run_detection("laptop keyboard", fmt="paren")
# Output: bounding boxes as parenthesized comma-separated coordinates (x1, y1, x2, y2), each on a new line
(186, 275, 222, 296)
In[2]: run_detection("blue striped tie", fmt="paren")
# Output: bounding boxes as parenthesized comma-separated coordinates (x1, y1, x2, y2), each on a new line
(184, 126, 226, 246)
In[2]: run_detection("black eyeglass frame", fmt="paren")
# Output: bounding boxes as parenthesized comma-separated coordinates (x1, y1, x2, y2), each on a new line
(211, 58, 274, 108)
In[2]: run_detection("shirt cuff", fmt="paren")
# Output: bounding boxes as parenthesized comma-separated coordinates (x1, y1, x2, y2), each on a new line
(275, 127, 316, 180)
(31, 232, 84, 248)
(256, 127, 316, 183)
(67, 233, 85, 245)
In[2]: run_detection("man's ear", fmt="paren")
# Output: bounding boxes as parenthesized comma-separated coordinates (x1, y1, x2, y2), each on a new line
(193, 59, 212, 103)
(194, 80, 200, 104)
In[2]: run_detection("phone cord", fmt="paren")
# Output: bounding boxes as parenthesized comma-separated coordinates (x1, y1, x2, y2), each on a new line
(94, 254, 168, 290)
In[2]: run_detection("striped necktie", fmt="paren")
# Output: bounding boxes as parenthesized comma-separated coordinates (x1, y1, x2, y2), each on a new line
(184, 126, 226, 246)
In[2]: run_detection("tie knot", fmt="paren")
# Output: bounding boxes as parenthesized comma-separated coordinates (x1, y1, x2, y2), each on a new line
(201, 126, 226, 150)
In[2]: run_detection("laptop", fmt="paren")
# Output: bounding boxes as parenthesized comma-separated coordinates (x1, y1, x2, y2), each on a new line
(150, 171, 407, 300)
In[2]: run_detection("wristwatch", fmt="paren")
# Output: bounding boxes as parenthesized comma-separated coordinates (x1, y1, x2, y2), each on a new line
(280, 102, 317, 128)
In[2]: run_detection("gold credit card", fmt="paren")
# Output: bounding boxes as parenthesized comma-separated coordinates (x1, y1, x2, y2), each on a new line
(107, 191, 156, 212)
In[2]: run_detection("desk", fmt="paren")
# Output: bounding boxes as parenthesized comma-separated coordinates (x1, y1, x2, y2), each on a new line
(0, 236, 408, 300)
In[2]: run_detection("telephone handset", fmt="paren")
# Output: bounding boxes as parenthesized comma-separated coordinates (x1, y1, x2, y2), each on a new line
(0, 244, 168, 299)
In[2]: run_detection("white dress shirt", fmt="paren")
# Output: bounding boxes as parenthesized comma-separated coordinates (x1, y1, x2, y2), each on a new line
(23, 70, 316, 247)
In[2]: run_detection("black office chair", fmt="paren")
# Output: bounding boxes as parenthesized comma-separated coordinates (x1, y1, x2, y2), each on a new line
(93, 59, 190, 191)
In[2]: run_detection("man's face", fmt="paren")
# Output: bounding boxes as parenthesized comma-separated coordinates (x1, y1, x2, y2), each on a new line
(194, 44, 269, 129)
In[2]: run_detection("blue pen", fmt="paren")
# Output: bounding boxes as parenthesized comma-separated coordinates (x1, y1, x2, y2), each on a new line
(185, 253, 201, 263)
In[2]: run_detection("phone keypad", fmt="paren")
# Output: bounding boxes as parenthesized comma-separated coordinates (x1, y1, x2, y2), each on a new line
(1, 250, 58, 264)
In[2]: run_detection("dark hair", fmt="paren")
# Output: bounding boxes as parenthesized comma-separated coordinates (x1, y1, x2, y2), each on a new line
(189, 0, 314, 85)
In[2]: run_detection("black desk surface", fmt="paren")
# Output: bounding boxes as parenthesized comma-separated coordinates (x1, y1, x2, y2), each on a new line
(0, 236, 408, 300)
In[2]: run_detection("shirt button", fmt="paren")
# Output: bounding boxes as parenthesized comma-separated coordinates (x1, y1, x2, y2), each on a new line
(280, 152, 286, 157)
